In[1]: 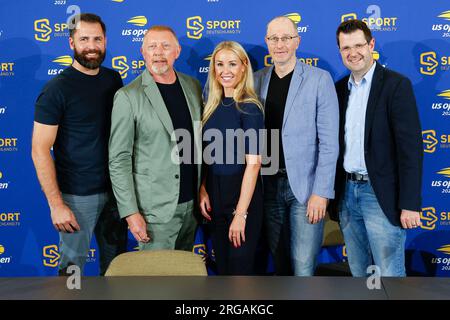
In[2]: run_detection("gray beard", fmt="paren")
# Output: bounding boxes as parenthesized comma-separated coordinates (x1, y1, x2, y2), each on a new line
(151, 64, 169, 75)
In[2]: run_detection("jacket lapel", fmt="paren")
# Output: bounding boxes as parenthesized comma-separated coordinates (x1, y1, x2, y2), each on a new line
(283, 62, 304, 127)
(178, 73, 202, 168)
(142, 70, 174, 136)
(364, 62, 384, 149)
(178, 73, 200, 122)
(261, 65, 274, 108)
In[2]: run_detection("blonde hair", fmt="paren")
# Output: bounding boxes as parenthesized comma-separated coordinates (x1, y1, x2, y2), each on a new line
(203, 41, 262, 124)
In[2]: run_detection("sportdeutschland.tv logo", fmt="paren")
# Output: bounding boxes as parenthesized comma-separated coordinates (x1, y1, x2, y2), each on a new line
(43, 244, 96, 267)
(422, 130, 450, 153)
(264, 55, 319, 67)
(43, 245, 60, 267)
(112, 56, 145, 79)
(0, 137, 18, 152)
(34, 18, 69, 42)
(186, 16, 205, 40)
(420, 207, 450, 230)
(422, 130, 439, 153)
(420, 207, 438, 230)
(186, 16, 241, 40)
(420, 51, 450, 76)
(431, 10, 450, 38)
(0, 212, 20, 227)
(0, 62, 14, 77)
(341, 5, 398, 32)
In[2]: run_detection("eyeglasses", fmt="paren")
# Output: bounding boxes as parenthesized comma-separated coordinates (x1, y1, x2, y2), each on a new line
(339, 42, 369, 54)
(266, 35, 298, 45)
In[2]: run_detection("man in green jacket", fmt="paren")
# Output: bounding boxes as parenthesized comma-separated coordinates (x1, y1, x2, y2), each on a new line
(109, 25, 202, 250)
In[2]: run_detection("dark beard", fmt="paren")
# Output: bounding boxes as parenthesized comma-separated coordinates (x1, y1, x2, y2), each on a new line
(73, 49, 106, 70)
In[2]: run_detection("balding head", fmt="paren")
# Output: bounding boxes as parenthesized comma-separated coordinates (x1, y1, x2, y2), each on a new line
(266, 16, 297, 37)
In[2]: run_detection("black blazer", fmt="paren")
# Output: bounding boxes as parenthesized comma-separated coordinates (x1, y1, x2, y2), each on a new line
(329, 62, 423, 226)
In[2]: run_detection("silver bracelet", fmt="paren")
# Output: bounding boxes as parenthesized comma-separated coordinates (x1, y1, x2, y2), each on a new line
(232, 209, 248, 220)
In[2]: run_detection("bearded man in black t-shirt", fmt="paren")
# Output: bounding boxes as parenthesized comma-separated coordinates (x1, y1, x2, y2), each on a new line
(32, 13, 127, 276)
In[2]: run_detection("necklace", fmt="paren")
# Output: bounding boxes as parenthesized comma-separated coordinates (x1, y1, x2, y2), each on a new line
(221, 98, 234, 107)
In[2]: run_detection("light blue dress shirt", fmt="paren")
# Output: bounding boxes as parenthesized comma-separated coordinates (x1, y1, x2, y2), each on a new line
(343, 62, 376, 175)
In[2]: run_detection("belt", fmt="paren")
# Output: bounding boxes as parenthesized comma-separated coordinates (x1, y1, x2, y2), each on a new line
(346, 172, 369, 181)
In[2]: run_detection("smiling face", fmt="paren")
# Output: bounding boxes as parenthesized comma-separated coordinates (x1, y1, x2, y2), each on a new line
(265, 17, 299, 67)
(141, 30, 180, 77)
(214, 49, 246, 97)
(338, 29, 375, 80)
(69, 21, 106, 72)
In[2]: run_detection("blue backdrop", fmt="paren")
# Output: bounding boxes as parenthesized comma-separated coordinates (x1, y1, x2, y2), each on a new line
(0, 0, 449, 276)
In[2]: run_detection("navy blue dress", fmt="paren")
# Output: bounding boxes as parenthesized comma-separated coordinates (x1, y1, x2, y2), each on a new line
(203, 97, 264, 275)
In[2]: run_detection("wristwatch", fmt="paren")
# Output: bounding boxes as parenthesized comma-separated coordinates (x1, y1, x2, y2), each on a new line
(232, 209, 248, 220)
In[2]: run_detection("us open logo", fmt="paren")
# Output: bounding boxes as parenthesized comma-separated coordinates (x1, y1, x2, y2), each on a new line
(431, 10, 450, 38)
(121, 16, 148, 43)
(0, 170, 9, 190)
(432, 90, 450, 116)
(431, 245, 450, 272)
(48, 55, 72, 76)
(199, 54, 212, 74)
(431, 167, 450, 194)
(284, 13, 309, 33)
(0, 244, 12, 265)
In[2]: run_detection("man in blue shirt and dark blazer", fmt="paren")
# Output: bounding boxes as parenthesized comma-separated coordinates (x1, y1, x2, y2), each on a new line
(330, 19, 423, 277)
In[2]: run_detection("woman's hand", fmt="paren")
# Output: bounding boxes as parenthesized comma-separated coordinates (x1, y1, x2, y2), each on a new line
(229, 212, 246, 248)
(199, 184, 212, 221)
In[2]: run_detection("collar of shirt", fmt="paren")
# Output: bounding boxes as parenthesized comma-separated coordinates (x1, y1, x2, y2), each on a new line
(347, 61, 376, 91)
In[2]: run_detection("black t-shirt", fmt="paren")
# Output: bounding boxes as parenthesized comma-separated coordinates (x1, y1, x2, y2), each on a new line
(156, 77, 196, 204)
(34, 66, 123, 195)
(265, 69, 294, 170)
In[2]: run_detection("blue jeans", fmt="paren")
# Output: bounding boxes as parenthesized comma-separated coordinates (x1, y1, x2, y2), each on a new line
(339, 180, 406, 277)
(60, 192, 127, 275)
(264, 175, 324, 276)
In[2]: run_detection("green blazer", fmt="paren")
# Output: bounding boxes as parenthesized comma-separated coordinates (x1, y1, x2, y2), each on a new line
(109, 70, 203, 223)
